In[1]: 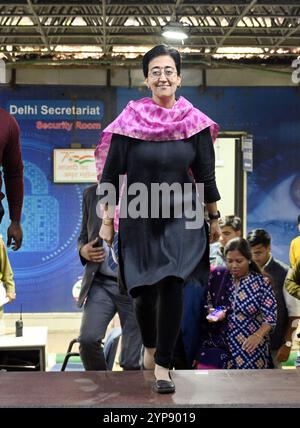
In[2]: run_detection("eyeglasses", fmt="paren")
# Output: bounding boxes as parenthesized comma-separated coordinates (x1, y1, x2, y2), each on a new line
(149, 67, 177, 79)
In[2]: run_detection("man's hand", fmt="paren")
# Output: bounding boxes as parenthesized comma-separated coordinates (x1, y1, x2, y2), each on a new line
(7, 221, 23, 251)
(80, 238, 106, 263)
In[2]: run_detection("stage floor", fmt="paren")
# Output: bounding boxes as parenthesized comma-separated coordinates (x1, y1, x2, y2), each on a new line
(1, 369, 300, 408)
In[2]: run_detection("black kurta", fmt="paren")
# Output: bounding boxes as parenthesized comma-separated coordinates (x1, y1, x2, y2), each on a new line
(100, 126, 220, 297)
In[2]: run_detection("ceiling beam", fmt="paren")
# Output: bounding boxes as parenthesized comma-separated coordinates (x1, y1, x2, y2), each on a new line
(26, 0, 51, 52)
(211, 0, 258, 54)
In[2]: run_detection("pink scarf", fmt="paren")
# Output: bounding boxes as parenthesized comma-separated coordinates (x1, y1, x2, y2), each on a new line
(95, 96, 219, 230)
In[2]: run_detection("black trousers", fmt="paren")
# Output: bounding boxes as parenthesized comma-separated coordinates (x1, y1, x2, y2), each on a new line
(134, 276, 184, 369)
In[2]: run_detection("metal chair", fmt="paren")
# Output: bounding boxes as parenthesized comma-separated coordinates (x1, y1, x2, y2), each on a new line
(60, 327, 122, 371)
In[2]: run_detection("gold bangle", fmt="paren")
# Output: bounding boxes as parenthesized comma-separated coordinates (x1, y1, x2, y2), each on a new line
(103, 218, 113, 226)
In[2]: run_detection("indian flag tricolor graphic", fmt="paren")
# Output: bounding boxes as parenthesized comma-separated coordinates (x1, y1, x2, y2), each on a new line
(71, 155, 95, 165)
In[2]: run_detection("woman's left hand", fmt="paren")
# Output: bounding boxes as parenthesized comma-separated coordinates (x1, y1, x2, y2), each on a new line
(242, 333, 263, 354)
(209, 220, 221, 243)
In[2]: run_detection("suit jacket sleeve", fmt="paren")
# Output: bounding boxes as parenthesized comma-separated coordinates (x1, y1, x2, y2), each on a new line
(77, 189, 89, 266)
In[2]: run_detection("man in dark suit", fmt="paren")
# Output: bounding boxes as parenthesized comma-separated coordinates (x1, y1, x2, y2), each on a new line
(77, 184, 142, 370)
(247, 229, 289, 367)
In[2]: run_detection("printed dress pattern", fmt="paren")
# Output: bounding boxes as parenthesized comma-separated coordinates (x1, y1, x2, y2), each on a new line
(226, 273, 277, 369)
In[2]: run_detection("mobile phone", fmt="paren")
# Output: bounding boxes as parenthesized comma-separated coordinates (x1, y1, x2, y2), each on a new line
(206, 306, 226, 322)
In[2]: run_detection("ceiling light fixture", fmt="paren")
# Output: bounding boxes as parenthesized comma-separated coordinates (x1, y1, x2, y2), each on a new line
(162, 22, 189, 41)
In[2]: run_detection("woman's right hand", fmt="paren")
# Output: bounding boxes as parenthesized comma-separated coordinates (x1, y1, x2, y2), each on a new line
(99, 223, 115, 247)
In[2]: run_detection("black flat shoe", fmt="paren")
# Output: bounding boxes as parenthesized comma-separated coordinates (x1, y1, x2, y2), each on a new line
(153, 377, 175, 394)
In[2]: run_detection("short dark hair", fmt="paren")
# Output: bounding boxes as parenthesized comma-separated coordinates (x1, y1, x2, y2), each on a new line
(224, 237, 261, 274)
(297, 214, 300, 225)
(219, 215, 242, 232)
(246, 229, 271, 248)
(142, 44, 181, 78)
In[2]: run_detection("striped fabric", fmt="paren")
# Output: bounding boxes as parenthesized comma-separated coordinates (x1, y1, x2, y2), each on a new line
(107, 233, 118, 273)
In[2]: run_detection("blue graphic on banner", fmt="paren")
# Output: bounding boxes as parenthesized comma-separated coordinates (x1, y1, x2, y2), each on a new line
(0, 86, 107, 312)
(1, 135, 85, 312)
(23, 160, 59, 252)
